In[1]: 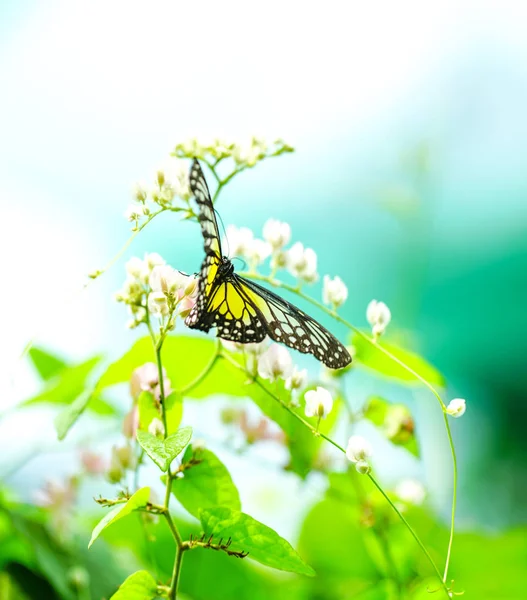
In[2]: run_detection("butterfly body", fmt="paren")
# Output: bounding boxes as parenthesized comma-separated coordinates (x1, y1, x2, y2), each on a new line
(185, 159, 352, 369)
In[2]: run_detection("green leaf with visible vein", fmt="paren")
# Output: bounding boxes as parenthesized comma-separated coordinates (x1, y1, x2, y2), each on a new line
(109, 570, 158, 600)
(137, 427, 192, 472)
(199, 507, 315, 577)
(89, 487, 150, 549)
(170, 446, 240, 518)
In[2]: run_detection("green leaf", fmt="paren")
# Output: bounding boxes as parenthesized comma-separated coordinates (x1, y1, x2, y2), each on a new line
(137, 427, 192, 472)
(22, 355, 115, 416)
(109, 570, 158, 600)
(28, 346, 67, 380)
(54, 390, 92, 441)
(352, 333, 445, 387)
(363, 397, 419, 457)
(170, 447, 241, 519)
(96, 336, 218, 393)
(137, 391, 183, 435)
(199, 507, 315, 577)
(89, 487, 150, 549)
(298, 477, 380, 594)
(184, 353, 249, 399)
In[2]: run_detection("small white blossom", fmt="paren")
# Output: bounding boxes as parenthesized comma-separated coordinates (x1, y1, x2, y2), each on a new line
(149, 265, 187, 296)
(287, 242, 318, 282)
(132, 181, 148, 203)
(247, 238, 272, 265)
(148, 418, 165, 437)
(130, 363, 171, 401)
(155, 158, 190, 197)
(446, 398, 466, 418)
(355, 460, 371, 475)
(125, 203, 142, 222)
(285, 367, 308, 391)
(257, 344, 293, 382)
(263, 219, 291, 250)
(323, 275, 348, 308)
(148, 291, 169, 317)
(145, 252, 165, 271)
(304, 386, 333, 419)
(346, 435, 373, 463)
(125, 257, 149, 281)
(223, 225, 254, 258)
(366, 300, 391, 337)
(395, 479, 426, 505)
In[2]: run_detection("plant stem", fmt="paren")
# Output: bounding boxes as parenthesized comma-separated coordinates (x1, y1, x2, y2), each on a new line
(220, 352, 448, 593)
(149, 329, 185, 599)
(240, 271, 458, 585)
(367, 476, 450, 599)
(179, 341, 221, 395)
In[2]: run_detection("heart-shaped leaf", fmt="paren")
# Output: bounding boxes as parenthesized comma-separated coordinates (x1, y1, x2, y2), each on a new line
(137, 427, 192, 472)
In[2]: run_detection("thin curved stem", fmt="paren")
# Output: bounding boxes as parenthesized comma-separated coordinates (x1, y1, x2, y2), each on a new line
(240, 271, 458, 584)
(220, 352, 448, 594)
(368, 476, 450, 599)
(179, 341, 222, 395)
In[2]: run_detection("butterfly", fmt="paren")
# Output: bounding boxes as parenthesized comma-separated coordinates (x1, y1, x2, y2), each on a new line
(185, 159, 352, 369)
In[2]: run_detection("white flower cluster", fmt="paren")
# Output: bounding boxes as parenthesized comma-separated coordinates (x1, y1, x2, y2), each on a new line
(126, 158, 191, 231)
(173, 136, 294, 169)
(224, 219, 350, 308)
(114, 253, 197, 329)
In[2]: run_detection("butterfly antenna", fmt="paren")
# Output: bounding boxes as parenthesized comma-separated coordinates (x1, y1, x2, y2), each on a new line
(231, 257, 247, 270)
(215, 208, 230, 257)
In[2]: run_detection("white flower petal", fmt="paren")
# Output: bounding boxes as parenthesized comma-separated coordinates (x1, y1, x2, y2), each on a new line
(304, 386, 333, 418)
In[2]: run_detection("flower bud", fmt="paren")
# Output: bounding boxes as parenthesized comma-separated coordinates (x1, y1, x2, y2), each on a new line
(355, 460, 371, 475)
(148, 418, 165, 437)
(446, 398, 466, 418)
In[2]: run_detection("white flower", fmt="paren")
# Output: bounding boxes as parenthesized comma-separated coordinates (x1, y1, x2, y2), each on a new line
(355, 460, 371, 475)
(125, 204, 142, 222)
(144, 252, 165, 271)
(149, 265, 186, 296)
(346, 435, 373, 463)
(148, 291, 169, 317)
(285, 367, 308, 391)
(287, 242, 318, 281)
(446, 398, 466, 418)
(395, 479, 426, 505)
(263, 219, 291, 250)
(257, 344, 293, 382)
(125, 257, 149, 282)
(366, 300, 391, 337)
(233, 141, 261, 167)
(247, 238, 272, 265)
(323, 275, 348, 308)
(304, 386, 333, 419)
(132, 181, 148, 203)
(223, 225, 254, 258)
(148, 418, 165, 437)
